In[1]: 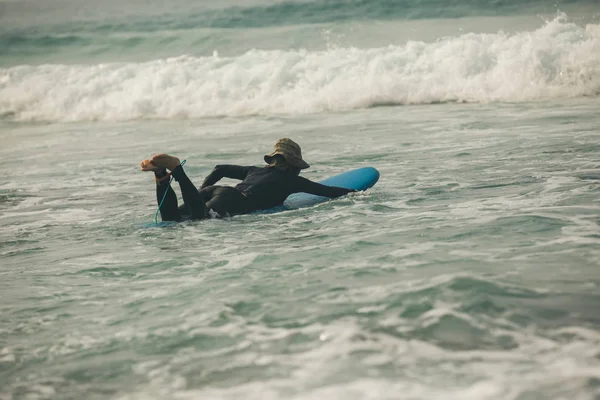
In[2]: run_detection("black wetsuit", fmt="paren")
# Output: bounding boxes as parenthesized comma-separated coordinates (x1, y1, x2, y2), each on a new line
(155, 164, 354, 221)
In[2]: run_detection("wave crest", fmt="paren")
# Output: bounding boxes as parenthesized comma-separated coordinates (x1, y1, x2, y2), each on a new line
(1, 16, 598, 122)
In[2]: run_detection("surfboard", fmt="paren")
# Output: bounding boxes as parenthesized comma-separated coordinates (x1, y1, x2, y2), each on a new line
(257, 166, 380, 213)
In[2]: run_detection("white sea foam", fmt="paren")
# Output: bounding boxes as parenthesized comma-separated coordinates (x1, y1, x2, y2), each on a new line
(1, 16, 598, 122)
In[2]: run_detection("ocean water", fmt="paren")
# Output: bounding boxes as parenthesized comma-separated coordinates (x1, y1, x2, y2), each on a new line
(1, 0, 600, 399)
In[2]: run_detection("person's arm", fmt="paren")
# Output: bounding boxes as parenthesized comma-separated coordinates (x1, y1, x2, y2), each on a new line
(201, 165, 252, 189)
(295, 176, 356, 198)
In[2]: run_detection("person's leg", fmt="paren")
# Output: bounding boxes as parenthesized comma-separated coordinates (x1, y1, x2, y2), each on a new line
(142, 159, 182, 222)
(205, 186, 250, 217)
(150, 154, 209, 220)
(199, 186, 219, 203)
(173, 186, 217, 220)
(175, 186, 218, 219)
(169, 165, 209, 220)
(155, 172, 181, 222)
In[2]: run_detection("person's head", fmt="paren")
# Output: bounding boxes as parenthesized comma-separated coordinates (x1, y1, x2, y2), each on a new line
(267, 154, 301, 175)
(264, 138, 309, 175)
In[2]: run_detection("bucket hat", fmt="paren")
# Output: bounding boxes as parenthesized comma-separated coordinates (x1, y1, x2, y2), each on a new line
(264, 138, 310, 169)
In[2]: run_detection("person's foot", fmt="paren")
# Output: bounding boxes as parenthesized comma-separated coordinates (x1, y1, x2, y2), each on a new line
(140, 159, 163, 172)
(151, 154, 181, 171)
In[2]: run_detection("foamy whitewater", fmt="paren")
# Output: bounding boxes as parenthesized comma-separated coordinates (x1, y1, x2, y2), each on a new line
(1, 0, 599, 399)
(2, 15, 600, 121)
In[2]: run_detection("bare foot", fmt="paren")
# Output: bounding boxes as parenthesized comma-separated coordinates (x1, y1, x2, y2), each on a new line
(151, 154, 181, 171)
(140, 159, 163, 172)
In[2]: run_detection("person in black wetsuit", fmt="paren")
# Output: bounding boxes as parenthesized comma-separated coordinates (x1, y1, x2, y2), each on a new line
(140, 138, 356, 221)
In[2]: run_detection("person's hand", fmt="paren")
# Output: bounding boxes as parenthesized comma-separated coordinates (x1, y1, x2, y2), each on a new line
(140, 159, 163, 172)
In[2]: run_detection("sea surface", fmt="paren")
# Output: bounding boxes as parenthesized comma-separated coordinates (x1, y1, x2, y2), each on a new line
(1, 0, 600, 399)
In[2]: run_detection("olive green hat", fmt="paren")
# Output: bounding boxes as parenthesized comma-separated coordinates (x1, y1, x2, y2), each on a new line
(264, 138, 310, 169)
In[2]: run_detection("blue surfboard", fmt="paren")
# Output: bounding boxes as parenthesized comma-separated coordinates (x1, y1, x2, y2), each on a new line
(258, 167, 380, 213)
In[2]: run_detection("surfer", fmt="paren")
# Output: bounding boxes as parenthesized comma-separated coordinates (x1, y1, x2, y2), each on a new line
(141, 138, 356, 221)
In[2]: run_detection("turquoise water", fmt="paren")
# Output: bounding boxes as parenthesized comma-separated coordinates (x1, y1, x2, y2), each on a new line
(1, 1, 600, 399)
